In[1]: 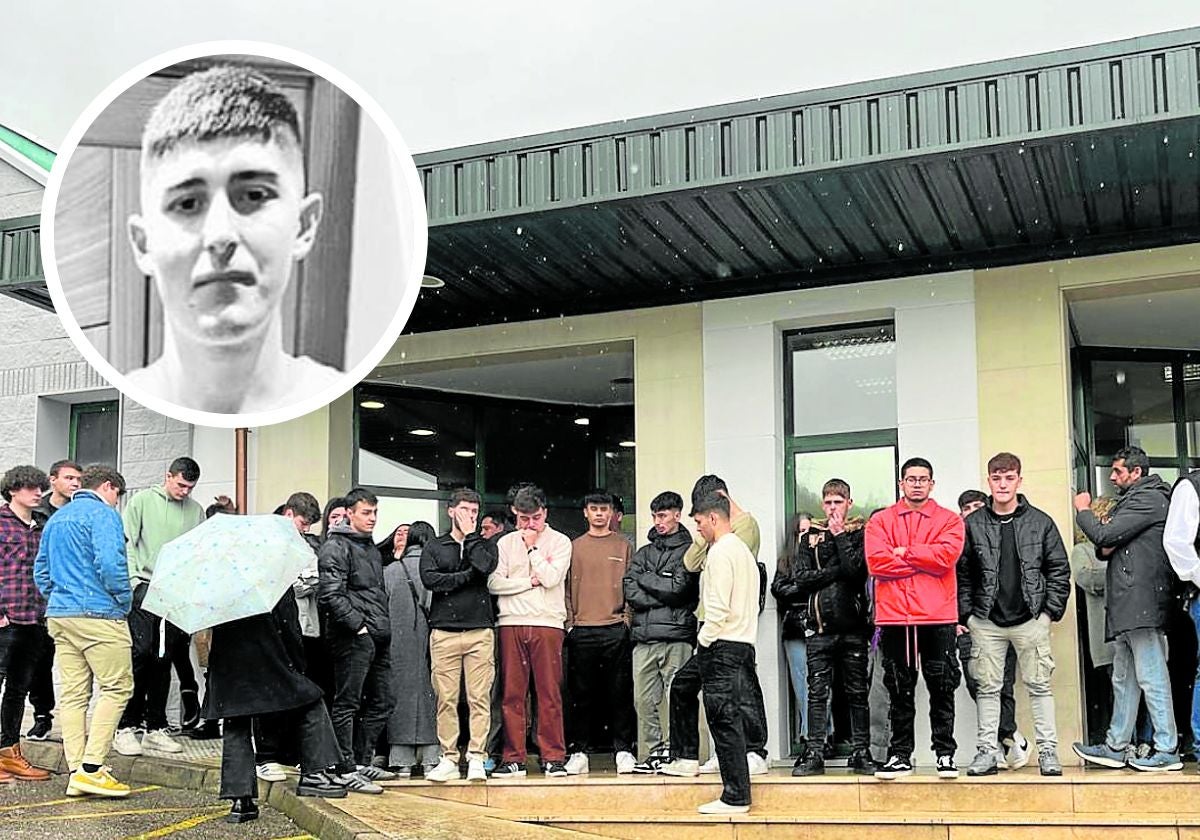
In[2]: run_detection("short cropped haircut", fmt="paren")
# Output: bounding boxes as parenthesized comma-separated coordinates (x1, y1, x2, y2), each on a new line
(582, 490, 614, 508)
(1114, 446, 1150, 475)
(691, 474, 728, 506)
(987, 452, 1022, 475)
(283, 492, 320, 524)
(448, 488, 482, 508)
(822, 478, 851, 499)
(512, 485, 548, 514)
(142, 65, 302, 161)
(49, 459, 82, 478)
(690, 491, 730, 518)
(1, 465, 48, 501)
(81, 464, 126, 494)
(206, 498, 237, 518)
(957, 490, 988, 510)
(900, 457, 934, 479)
(406, 521, 436, 550)
(650, 491, 683, 513)
(343, 487, 378, 509)
(167, 457, 201, 483)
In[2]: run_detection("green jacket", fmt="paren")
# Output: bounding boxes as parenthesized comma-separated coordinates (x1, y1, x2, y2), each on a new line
(124, 485, 205, 587)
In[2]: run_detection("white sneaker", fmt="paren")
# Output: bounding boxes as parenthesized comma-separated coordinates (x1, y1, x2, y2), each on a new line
(615, 751, 637, 774)
(141, 729, 183, 754)
(658, 758, 700, 777)
(466, 758, 487, 782)
(255, 762, 288, 782)
(747, 752, 769, 776)
(564, 752, 589, 775)
(699, 755, 721, 774)
(1003, 731, 1030, 771)
(112, 728, 143, 756)
(425, 757, 462, 783)
(698, 798, 750, 815)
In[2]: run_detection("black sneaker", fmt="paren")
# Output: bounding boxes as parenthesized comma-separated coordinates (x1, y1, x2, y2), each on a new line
(296, 771, 349, 799)
(936, 754, 959, 779)
(25, 716, 52, 741)
(848, 750, 877, 775)
(544, 761, 568, 778)
(492, 762, 527, 778)
(186, 720, 221, 740)
(791, 750, 825, 777)
(179, 689, 201, 732)
(875, 755, 914, 780)
(632, 755, 666, 774)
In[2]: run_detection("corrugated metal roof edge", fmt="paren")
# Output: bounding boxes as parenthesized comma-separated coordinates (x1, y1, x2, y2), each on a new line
(415, 25, 1200, 166)
(0, 123, 52, 186)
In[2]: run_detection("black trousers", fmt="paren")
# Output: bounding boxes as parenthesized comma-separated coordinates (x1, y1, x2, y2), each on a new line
(220, 700, 342, 799)
(253, 713, 298, 766)
(565, 624, 637, 754)
(670, 641, 755, 806)
(669, 644, 768, 760)
(303, 636, 334, 712)
(329, 632, 394, 773)
(958, 632, 1017, 742)
(879, 624, 960, 759)
(0, 623, 44, 747)
(807, 631, 870, 753)
(27, 624, 55, 719)
(119, 583, 191, 731)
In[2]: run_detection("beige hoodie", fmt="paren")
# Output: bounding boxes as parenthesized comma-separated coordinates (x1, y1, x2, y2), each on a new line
(488, 525, 573, 629)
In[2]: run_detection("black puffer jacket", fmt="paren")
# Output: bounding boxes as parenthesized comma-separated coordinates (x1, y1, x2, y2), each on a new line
(420, 532, 497, 631)
(771, 523, 868, 637)
(318, 524, 390, 637)
(1076, 474, 1176, 640)
(956, 496, 1071, 624)
(623, 526, 699, 644)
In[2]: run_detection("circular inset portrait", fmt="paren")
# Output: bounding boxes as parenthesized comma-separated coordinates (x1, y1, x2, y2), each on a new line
(41, 42, 427, 428)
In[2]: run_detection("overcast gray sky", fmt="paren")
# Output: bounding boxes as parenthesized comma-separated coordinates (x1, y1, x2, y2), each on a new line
(2, 1, 1197, 153)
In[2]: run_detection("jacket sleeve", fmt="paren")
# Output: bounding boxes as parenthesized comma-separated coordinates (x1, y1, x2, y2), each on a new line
(418, 543, 474, 592)
(318, 540, 364, 634)
(1039, 518, 1072, 621)
(488, 538, 533, 595)
(829, 530, 866, 579)
(865, 515, 916, 579)
(97, 509, 132, 612)
(789, 538, 841, 595)
(1070, 542, 1107, 595)
(529, 536, 571, 590)
(631, 550, 700, 609)
(33, 533, 52, 600)
(903, 514, 965, 576)
(1076, 492, 1166, 550)
(732, 513, 762, 558)
(465, 533, 499, 577)
(622, 545, 659, 610)
(683, 530, 707, 573)
(770, 558, 804, 606)
(1164, 481, 1200, 584)
(122, 492, 145, 577)
(956, 551, 972, 624)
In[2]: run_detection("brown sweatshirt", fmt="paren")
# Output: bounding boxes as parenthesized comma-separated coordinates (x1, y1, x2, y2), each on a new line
(567, 531, 632, 628)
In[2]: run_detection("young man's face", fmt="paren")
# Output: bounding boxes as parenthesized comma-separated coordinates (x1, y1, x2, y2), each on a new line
(652, 508, 682, 536)
(129, 136, 323, 348)
(8, 485, 43, 510)
(959, 500, 985, 518)
(346, 501, 377, 535)
(513, 506, 547, 533)
(987, 469, 1022, 506)
(1110, 458, 1141, 490)
(283, 508, 311, 533)
(584, 503, 612, 531)
(164, 471, 196, 501)
(96, 481, 124, 508)
(480, 516, 502, 539)
(900, 466, 934, 504)
(693, 511, 718, 544)
(51, 467, 81, 499)
(822, 493, 851, 520)
(449, 501, 479, 534)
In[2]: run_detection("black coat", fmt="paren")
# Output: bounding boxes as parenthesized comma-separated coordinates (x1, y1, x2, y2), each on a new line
(318, 525, 390, 637)
(623, 526, 699, 644)
(203, 588, 322, 719)
(420, 532, 497, 631)
(957, 496, 1071, 624)
(771, 523, 868, 638)
(1076, 474, 1175, 640)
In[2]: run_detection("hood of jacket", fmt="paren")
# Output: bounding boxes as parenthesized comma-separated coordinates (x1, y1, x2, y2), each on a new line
(1121, 473, 1172, 500)
(644, 525, 694, 552)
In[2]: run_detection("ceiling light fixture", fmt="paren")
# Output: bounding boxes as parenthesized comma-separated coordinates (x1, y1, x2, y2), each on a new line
(359, 400, 385, 410)
(455, 450, 476, 458)
(421, 275, 446, 289)
(574, 417, 590, 426)
(410, 428, 436, 437)
(619, 440, 636, 448)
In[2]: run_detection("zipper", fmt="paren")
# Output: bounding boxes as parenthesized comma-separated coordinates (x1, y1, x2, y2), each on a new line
(813, 538, 825, 634)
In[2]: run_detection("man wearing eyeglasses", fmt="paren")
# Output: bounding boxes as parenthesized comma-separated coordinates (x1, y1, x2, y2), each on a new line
(865, 457, 965, 780)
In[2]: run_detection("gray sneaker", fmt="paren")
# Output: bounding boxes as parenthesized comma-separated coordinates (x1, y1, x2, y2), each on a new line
(966, 748, 999, 777)
(1128, 751, 1183, 772)
(338, 771, 384, 794)
(1038, 749, 1062, 776)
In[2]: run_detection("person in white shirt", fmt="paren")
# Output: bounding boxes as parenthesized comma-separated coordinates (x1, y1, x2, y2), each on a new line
(1164, 470, 1200, 759)
(659, 492, 758, 815)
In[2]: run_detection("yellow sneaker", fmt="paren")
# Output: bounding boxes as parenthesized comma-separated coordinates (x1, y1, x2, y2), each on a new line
(68, 766, 131, 798)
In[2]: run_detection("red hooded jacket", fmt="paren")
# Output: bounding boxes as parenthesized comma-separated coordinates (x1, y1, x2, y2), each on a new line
(865, 498, 964, 625)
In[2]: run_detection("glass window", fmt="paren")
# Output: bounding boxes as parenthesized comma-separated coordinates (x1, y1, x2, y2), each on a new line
(788, 323, 896, 437)
(1185, 362, 1200, 459)
(1090, 360, 1176, 459)
(792, 447, 898, 526)
(70, 402, 118, 467)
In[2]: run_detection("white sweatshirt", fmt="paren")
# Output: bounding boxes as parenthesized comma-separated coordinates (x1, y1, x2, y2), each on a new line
(697, 532, 759, 647)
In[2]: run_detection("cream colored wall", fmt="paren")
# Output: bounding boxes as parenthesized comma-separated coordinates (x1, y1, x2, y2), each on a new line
(253, 392, 354, 514)
(374, 304, 706, 539)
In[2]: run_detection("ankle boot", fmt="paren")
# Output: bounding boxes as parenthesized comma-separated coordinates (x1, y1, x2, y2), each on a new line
(226, 796, 259, 823)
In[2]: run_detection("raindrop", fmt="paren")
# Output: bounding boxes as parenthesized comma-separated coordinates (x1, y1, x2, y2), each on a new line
(516, 226, 523, 235)
(714, 262, 733, 278)
(897, 242, 905, 252)
(630, 163, 640, 175)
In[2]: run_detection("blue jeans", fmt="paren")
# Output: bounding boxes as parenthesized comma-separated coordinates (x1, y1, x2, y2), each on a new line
(1189, 598, 1200, 753)
(1106, 628, 1177, 754)
(783, 638, 809, 741)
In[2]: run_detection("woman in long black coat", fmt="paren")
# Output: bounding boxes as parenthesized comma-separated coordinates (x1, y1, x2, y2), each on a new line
(205, 587, 348, 822)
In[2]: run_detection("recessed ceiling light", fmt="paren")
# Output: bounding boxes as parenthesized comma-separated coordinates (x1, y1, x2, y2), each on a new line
(574, 417, 590, 426)
(454, 450, 476, 458)
(360, 400, 385, 410)
(410, 428, 436, 437)
(421, 274, 446, 289)
(619, 440, 636, 448)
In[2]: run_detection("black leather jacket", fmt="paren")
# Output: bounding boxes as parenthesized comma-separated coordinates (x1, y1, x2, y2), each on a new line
(771, 523, 868, 638)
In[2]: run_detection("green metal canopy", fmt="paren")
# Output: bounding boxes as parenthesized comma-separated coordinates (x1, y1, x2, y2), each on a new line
(412, 28, 1200, 333)
(0, 123, 52, 310)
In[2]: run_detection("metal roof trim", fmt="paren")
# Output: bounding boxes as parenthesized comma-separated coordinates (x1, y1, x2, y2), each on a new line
(0, 123, 53, 186)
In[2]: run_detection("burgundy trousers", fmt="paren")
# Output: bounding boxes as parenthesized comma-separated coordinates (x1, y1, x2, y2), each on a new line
(499, 625, 566, 763)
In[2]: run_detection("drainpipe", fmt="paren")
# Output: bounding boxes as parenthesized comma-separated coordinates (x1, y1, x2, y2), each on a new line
(235, 428, 248, 514)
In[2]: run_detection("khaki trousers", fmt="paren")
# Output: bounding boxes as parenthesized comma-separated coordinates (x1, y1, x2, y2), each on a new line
(430, 628, 495, 761)
(47, 617, 134, 770)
